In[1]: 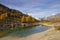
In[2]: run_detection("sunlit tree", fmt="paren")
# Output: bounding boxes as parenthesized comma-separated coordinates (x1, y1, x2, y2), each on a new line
(21, 16, 26, 23)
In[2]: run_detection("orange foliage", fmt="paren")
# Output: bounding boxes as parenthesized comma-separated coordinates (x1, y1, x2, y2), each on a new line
(0, 13, 7, 20)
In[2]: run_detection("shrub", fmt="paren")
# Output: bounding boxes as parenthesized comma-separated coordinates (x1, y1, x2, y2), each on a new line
(54, 26, 60, 30)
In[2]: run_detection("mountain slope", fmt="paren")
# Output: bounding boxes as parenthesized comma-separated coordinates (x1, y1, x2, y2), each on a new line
(45, 13, 60, 22)
(0, 3, 38, 29)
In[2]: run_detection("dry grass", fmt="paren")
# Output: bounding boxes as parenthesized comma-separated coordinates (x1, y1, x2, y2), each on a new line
(54, 26, 60, 30)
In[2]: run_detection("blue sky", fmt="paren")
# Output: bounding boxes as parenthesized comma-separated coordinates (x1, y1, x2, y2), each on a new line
(0, 0, 60, 19)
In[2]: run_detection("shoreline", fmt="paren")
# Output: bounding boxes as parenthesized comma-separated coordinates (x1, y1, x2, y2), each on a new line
(0, 27, 54, 40)
(0, 23, 60, 40)
(0, 23, 40, 38)
(0, 23, 53, 40)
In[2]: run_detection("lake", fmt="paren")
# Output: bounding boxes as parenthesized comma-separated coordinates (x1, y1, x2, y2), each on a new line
(9, 25, 49, 37)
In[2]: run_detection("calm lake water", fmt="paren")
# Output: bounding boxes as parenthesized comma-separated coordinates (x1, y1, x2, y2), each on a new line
(10, 25, 49, 37)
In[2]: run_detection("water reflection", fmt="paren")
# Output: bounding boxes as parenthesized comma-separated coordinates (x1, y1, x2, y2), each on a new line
(10, 25, 48, 37)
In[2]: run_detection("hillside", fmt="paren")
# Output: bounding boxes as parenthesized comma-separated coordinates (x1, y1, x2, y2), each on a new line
(44, 13, 60, 22)
(0, 3, 39, 30)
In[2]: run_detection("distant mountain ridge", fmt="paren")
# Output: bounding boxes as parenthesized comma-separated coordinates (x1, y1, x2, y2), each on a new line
(45, 13, 60, 22)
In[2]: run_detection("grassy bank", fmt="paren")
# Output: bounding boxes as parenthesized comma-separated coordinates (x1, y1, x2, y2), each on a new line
(0, 30, 11, 38)
(0, 29, 18, 38)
